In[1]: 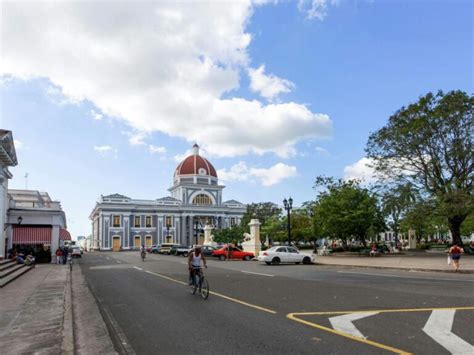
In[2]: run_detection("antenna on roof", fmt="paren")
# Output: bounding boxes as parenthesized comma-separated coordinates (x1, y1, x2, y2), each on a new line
(192, 143, 199, 156)
(24, 173, 29, 190)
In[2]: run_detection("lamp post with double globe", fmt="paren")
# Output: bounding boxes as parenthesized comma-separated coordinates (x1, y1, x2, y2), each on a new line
(283, 197, 293, 246)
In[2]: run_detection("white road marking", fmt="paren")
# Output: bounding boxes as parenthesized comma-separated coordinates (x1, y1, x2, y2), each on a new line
(423, 310, 474, 354)
(90, 265, 134, 270)
(133, 266, 143, 271)
(116, 260, 122, 264)
(337, 271, 474, 282)
(241, 270, 275, 277)
(106, 257, 111, 260)
(329, 312, 379, 339)
(181, 262, 187, 265)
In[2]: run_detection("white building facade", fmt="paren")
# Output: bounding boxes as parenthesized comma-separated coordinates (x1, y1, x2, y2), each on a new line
(0, 130, 18, 260)
(90, 144, 246, 251)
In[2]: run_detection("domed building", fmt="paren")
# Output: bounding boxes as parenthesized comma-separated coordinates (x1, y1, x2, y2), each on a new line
(89, 144, 246, 251)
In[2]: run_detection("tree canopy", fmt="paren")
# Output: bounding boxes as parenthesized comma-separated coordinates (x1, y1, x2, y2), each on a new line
(313, 177, 384, 247)
(366, 90, 473, 245)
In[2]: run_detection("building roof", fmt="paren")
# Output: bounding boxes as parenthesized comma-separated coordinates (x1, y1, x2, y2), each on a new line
(102, 193, 131, 200)
(0, 129, 18, 166)
(223, 199, 245, 206)
(174, 144, 217, 178)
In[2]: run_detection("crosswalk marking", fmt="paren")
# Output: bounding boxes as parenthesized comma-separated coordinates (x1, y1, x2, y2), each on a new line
(329, 312, 379, 339)
(423, 310, 474, 355)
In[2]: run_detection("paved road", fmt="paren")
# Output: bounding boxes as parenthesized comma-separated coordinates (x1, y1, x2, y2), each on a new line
(78, 252, 474, 355)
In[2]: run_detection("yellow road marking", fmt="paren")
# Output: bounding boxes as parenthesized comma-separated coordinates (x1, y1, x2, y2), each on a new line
(287, 313, 411, 355)
(287, 307, 474, 355)
(143, 270, 277, 314)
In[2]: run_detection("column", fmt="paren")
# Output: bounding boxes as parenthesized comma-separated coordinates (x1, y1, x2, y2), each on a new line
(51, 225, 60, 263)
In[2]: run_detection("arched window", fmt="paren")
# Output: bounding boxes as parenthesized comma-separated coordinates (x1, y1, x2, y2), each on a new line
(192, 194, 212, 205)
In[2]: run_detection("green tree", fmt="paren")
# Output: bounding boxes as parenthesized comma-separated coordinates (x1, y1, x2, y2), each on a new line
(366, 91, 474, 245)
(240, 202, 281, 228)
(381, 183, 418, 243)
(313, 177, 384, 247)
(213, 225, 245, 245)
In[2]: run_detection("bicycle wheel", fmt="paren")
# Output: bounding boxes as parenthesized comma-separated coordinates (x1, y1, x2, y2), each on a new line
(190, 275, 198, 295)
(200, 277, 209, 299)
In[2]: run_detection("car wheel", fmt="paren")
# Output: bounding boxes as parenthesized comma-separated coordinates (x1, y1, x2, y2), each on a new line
(272, 257, 280, 265)
(303, 257, 311, 265)
(265, 261, 271, 265)
(243, 255, 251, 261)
(183, 252, 188, 257)
(219, 255, 226, 261)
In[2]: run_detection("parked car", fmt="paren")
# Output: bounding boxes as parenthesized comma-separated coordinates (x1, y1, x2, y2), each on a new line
(212, 246, 254, 261)
(70, 246, 82, 258)
(170, 245, 191, 256)
(150, 245, 161, 254)
(257, 246, 314, 265)
(201, 245, 218, 257)
(159, 243, 180, 255)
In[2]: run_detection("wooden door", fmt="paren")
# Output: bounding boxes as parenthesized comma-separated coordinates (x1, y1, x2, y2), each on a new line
(113, 237, 121, 252)
(145, 236, 152, 247)
(134, 236, 141, 248)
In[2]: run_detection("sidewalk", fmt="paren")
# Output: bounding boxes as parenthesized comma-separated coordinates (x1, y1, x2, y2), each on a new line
(0, 262, 116, 355)
(316, 253, 474, 273)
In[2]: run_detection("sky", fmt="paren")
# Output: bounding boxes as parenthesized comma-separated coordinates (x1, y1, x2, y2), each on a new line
(1, 0, 472, 239)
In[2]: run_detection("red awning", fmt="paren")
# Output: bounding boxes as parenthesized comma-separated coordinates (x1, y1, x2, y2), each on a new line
(13, 226, 52, 244)
(60, 229, 71, 241)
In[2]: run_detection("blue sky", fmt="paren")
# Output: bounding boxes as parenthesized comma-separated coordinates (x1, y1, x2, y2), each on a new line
(1, 0, 472, 238)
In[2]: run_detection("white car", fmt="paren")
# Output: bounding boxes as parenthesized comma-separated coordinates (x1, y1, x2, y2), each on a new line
(258, 246, 315, 265)
(70, 246, 82, 258)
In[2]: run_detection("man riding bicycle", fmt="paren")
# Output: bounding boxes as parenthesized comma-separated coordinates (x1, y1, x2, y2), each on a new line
(188, 246, 207, 285)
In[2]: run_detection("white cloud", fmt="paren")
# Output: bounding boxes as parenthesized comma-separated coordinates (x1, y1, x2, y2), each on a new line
(218, 161, 297, 186)
(149, 145, 167, 154)
(298, 0, 339, 21)
(2, 1, 332, 158)
(93, 145, 116, 157)
(315, 146, 330, 156)
(128, 132, 147, 146)
(14, 139, 24, 150)
(90, 109, 103, 121)
(343, 157, 376, 183)
(248, 64, 294, 101)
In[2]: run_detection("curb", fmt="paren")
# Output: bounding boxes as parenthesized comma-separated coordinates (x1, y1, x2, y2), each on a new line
(61, 268, 75, 354)
(314, 263, 474, 274)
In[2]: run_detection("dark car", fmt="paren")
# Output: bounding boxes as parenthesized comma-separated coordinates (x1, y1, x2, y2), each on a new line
(201, 245, 218, 257)
(150, 245, 161, 254)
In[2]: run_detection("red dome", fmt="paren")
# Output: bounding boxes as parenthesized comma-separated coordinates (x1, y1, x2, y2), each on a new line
(175, 149, 217, 178)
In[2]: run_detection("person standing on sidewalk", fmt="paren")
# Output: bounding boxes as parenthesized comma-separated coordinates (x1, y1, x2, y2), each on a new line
(55, 248, 63, 265)
(448, 243, 464, 272)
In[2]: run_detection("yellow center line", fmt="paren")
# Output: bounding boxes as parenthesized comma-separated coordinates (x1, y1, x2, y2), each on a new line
(287, 307, 474, 355)
(287, 313, 412, 355)
(291, 306, 474, 316)
(143, 270, 277, 314)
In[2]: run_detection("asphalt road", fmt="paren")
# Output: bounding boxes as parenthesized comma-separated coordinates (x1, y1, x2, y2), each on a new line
(78, 252, 474, 355)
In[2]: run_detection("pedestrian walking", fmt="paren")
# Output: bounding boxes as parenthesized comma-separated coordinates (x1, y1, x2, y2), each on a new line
(448, 243, 464, 272)
(55, 248, 63, 264)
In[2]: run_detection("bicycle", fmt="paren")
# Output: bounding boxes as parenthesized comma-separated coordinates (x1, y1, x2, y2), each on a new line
(141, 250, 146, 262)
(189, 266, 209, 299)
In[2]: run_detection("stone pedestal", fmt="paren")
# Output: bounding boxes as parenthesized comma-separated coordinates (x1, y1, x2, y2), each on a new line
(241, 219, 261, 256)
(203, 224, 217, 246)
(408, 229, 417, 249)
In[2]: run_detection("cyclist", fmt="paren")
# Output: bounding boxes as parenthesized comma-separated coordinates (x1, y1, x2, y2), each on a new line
(188, 245, 207, 285)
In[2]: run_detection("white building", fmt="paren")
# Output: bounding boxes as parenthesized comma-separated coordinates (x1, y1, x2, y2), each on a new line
(90, 144, 246, 251)
(0, 130, 18, 260)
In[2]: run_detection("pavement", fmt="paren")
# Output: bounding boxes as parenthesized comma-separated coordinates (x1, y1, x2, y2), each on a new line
(0, 260, 116, 355)
(315, 251, 474, 273)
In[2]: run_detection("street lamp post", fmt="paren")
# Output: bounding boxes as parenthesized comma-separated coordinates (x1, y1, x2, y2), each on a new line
(283, 197, 293, 246)
(194, 220, 199, 246)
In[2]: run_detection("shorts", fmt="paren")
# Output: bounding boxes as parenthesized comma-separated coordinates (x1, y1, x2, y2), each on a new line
(451, 254, 461, 260)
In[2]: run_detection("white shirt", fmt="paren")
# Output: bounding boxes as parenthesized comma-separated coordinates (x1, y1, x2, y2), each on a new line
(191, 252, 202, 267)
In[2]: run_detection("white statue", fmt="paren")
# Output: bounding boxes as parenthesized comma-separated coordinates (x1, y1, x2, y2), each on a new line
(243, 232, 252, 242)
